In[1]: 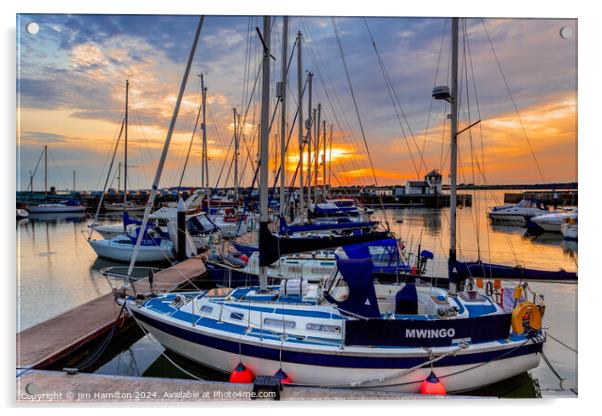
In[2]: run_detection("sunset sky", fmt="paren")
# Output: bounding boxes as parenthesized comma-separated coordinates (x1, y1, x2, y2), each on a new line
(16, 14, 577, 191)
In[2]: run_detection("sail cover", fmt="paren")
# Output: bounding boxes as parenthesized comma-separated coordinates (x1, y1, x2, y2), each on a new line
(258, 222, 390, 267)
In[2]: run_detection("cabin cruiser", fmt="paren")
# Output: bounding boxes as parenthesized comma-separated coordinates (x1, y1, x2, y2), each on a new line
(530, 208, 577, 232)
(488, 199, 550, 225)
(120, 242, 545, 393)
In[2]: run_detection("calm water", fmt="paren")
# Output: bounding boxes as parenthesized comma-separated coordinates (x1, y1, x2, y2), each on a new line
(16, 190, 578, 397)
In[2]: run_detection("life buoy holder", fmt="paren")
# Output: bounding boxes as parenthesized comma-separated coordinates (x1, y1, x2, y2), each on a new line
(511, 301, 543, 334)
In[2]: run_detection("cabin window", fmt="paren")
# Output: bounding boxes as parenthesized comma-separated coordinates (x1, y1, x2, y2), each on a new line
(306, 323, 341, 333)
(230, 312, 244, 321)
(200, 305, 213, 314)
(263, 318, 296, 329)
(327, 274, 349, 302)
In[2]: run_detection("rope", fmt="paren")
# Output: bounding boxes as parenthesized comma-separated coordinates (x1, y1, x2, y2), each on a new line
(546, 332, 577, 354)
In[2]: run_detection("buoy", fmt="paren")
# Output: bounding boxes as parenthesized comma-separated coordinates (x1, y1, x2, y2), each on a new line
(493, 279, 502, 290)
(410, 266, 418, 275)
(274, 368, 292, 384)
(240, 254, 249, 263)
(419, 371, 447, 395)
(229, 362, 255, 383)
(475, 278, 484, 289)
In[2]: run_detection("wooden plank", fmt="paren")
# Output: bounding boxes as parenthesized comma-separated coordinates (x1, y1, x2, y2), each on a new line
(17, 257, 206, 370)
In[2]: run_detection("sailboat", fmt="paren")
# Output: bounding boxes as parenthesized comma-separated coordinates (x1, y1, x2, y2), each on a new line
(26, 146, 86, 214)
(103, 80, 145, 213)
(118, 17, 545, 393)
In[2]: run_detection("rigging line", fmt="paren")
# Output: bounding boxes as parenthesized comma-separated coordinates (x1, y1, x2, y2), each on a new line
(178, 82, 204, 189)
(418, 18, 448, 179)
(26, 147, 45, 192)
(300, 19, 370, 185)
(362, 18, 427, 179)
(461, 20, 481, 260)
(331, 17, 388, 222)
(481, 19, 546, 183)
(362, 19, 420, 178)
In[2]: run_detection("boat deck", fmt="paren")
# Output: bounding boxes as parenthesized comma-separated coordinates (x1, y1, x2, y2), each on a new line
(17, 257, 207, 371)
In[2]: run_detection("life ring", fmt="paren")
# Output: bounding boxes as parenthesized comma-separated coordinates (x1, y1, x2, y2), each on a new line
(511, 301, 543, 334)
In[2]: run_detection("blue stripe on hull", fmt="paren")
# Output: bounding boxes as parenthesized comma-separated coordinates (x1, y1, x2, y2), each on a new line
(133, 308, 542, 369)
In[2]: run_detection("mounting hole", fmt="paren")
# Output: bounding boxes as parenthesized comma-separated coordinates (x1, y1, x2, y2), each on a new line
(26, 22, 39, 35)
(559, 26, 572, 39)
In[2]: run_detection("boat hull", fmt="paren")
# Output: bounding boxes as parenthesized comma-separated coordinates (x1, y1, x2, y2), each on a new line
(131, 306, 542, 393)
(27, 204, 85, 213)
(88, 239, 174, 262)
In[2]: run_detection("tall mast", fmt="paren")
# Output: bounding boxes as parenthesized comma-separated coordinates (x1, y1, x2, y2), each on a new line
(448, 17, 459, 292)
(44, 145, 47, 197)
(124, 79, 129, 209)
(328, 123, 333, 198)
(233, 107, 239, 200)
(296, 31, 304, 220)
(314, 103, 321, 202)
(200, 74, 207, 191)
(127, 16, 204, 276)
(306, 72, 313, 211)
(322, 119, 327, 199)
(258, 16, 272, 291)
(279, 16, 289, 217)
(73, 170, 76, 192)
(117, 162, 121, 193)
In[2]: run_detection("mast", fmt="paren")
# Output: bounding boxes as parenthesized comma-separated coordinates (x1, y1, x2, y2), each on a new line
(44, 145, 47, 197)
(322, 119, 327, 199)
(233, 107, 239, 200)
(73, 170, 76, 192)
(124, 79, 129, 209)
(279, 16, 289, 217)
(306, 72, 313, 212)
(201, 73, 210, 207)
(127, 16, 204, 276)
(449, 17, 459, 292)
(328, 123, 333, 198)
(117, 162, 121, 193)
(258, 16, 272, 291)
(296, 31, 304, 220)
(314, 103, 322, 203)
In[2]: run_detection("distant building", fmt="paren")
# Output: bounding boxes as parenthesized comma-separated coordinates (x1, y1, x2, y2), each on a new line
(424, 169, 443, 194)
(402, 169, 443, 195)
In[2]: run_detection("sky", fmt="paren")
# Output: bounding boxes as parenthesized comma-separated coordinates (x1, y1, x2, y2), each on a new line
(16, 14, 577, 191)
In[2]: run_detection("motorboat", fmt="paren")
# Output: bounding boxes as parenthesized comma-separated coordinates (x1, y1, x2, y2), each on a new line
(488, 199, 550, 225)
(530, 208, 577, 232)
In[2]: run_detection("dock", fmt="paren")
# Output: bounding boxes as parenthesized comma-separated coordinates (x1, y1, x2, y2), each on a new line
(17, 370, 480, 402)
(504, 190, 577, 205)
(17, 257, 207, 372)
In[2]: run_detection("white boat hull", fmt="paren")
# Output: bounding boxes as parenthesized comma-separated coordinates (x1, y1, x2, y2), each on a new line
(137, 314, 541, 393)
(88, 239, 175, 262)
(27, 204, 85, 213)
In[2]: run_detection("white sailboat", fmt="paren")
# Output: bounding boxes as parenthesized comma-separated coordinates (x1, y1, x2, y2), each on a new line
(26, 146, 86, 214)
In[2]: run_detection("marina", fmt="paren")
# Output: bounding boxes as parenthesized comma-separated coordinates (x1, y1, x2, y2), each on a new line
(15, 12, 578, 403)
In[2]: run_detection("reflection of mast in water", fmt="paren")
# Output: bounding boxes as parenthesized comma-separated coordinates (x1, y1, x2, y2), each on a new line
(422, 210, 442, 233)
